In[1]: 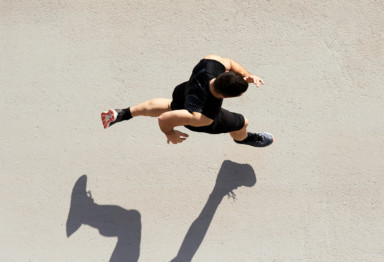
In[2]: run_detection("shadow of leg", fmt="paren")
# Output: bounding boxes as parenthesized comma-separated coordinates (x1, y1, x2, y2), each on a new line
(110, 227, 141, 262)
(66, 175, 142, 262)
(171, 160, 256, 262)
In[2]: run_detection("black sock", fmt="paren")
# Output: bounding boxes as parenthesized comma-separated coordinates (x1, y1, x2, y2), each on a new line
(234, 133, 250, 143)
(122, 107, 133, 120)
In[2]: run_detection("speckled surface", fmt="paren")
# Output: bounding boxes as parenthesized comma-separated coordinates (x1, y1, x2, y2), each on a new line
(1, 1, 383, 261)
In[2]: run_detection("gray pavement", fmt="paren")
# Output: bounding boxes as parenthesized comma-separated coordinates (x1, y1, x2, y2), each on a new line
(1, 1, 383, 261)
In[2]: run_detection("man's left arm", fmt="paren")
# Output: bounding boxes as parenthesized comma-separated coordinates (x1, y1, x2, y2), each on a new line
(158, 110, 213, 144)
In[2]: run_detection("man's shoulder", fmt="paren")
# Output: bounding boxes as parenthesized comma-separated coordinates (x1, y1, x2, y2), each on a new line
(203, 55, 230, 70)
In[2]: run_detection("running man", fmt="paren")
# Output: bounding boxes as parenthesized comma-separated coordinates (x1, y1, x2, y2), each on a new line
(101, 55, 273, 147)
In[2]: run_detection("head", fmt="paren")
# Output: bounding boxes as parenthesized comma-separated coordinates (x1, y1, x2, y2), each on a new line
(213, 71, 248, 98)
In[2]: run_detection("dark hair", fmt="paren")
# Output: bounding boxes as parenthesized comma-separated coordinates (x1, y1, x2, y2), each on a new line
(213, 72, 248, 97)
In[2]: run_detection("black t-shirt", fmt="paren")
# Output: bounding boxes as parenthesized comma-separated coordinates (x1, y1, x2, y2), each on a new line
(184, 59, 226, 119)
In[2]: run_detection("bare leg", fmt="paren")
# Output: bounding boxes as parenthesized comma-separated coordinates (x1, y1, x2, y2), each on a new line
(230, 117, 249, 141)
(130, 98, 172, 117)
(101, 98, 172, 129)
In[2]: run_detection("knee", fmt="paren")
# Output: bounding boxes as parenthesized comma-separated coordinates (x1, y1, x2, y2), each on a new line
(130, 210, 141, 224)
(242, 117, 249, 129)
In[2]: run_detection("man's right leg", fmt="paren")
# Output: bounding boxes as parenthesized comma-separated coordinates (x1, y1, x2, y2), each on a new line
(230, 117, 249, 141)
(101, 98, 172, 129)
(211, 109, 274, 147)
(231, 117, 274, 147)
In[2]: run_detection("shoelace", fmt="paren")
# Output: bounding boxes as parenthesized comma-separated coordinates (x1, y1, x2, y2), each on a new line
(87, 190, 95, 203)
(249, 133, 263, 142)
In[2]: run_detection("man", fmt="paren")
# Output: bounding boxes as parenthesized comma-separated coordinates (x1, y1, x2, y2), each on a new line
(101, 55, 273, 147)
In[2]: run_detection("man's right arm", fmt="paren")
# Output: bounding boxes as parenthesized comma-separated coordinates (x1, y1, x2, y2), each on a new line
(204, 54, 264, 87)
(158, 110, 213, 144)
(204, 54, 250, 75)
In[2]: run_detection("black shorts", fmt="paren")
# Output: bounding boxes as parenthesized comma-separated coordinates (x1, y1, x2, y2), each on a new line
(170, 82, 245, 134)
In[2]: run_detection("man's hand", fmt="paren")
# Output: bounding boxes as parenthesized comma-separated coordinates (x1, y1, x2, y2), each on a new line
(158, 110, 212, 145)
(164, 129, 189, 144)
(244, 75, 264, 88)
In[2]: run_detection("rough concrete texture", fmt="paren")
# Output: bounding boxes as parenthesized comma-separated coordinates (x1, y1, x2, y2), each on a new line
(1, 0, 384, 261)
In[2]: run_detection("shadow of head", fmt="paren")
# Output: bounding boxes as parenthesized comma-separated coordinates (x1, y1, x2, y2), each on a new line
(213, 160, 256, 196)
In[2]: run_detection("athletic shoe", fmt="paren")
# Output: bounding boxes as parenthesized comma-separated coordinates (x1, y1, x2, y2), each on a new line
(234, 132, 274, 147)
(101, 108, 131, 129)
(101, 109, 124, 129)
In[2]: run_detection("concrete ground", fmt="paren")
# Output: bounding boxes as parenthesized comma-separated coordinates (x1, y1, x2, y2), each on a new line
(1, 1, 383, 261)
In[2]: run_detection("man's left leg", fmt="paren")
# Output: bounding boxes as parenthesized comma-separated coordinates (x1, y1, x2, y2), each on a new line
(101, 98, 172, 129)
(130, 98, 172, 117)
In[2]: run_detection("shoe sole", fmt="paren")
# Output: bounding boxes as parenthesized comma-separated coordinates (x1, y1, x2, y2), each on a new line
(101, 109, 117, 129)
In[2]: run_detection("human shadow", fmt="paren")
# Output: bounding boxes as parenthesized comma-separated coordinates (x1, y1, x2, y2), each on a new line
(66, 175, 141, 262)
(170, 160, 257, 262)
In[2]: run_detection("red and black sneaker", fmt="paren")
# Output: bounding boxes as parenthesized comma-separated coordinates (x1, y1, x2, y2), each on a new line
(101, 109, 118, 129)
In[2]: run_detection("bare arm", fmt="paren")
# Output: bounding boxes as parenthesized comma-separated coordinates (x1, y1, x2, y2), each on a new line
(158, 110, 213, 144)
(204, 54, 264, 87)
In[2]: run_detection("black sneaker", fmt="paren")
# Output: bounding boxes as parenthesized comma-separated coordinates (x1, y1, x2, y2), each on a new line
(234, 132, 274, 147)
(101, 109, 125, 129)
